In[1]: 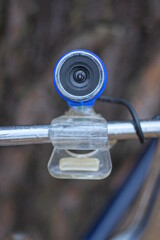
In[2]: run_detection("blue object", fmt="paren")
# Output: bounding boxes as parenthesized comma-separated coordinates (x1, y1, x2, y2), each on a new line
(53, 49, 107, 107)
(84, 139, 158, 240)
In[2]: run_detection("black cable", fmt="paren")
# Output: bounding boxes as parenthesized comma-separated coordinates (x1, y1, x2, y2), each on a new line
(153, 115, 160, 121)
(98, 96, 144, 144)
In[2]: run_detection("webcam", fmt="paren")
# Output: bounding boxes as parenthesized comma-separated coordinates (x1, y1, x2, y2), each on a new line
(53, 49, 107, 106)
(49, 49, 111, 180)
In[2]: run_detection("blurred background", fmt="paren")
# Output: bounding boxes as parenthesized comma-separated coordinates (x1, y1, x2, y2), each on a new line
(0, 0, 160, 239)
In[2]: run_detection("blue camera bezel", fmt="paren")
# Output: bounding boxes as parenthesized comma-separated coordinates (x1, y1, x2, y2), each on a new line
(53, 49, 107, 107)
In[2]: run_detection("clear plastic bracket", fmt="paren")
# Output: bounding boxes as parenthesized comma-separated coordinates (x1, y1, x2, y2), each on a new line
(48, 107, 112, 180)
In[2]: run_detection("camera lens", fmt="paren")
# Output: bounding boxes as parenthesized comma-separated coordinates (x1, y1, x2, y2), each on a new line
(54, 50, 106, 103)
(73, 70, 86, 83)
(70, 65, 89, 89)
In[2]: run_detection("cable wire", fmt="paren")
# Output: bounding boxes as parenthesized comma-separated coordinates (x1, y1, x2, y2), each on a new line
(98, 96, 144, 143)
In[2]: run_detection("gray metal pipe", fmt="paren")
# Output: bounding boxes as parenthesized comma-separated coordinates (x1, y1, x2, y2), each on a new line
(0, 120, 160, 146)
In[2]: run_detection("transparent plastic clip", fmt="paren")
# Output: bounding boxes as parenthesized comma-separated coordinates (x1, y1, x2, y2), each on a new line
(48, 107, 112, 180)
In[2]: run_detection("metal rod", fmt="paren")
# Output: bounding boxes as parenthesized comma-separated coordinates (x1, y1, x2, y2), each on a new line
(0, 120, 160, 146)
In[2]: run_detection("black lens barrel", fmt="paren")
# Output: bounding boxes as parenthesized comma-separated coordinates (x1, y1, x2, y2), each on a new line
(59, 55, 99, 97)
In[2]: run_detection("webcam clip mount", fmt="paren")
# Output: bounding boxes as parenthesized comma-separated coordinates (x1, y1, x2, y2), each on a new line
(48, 107, 112, 179)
